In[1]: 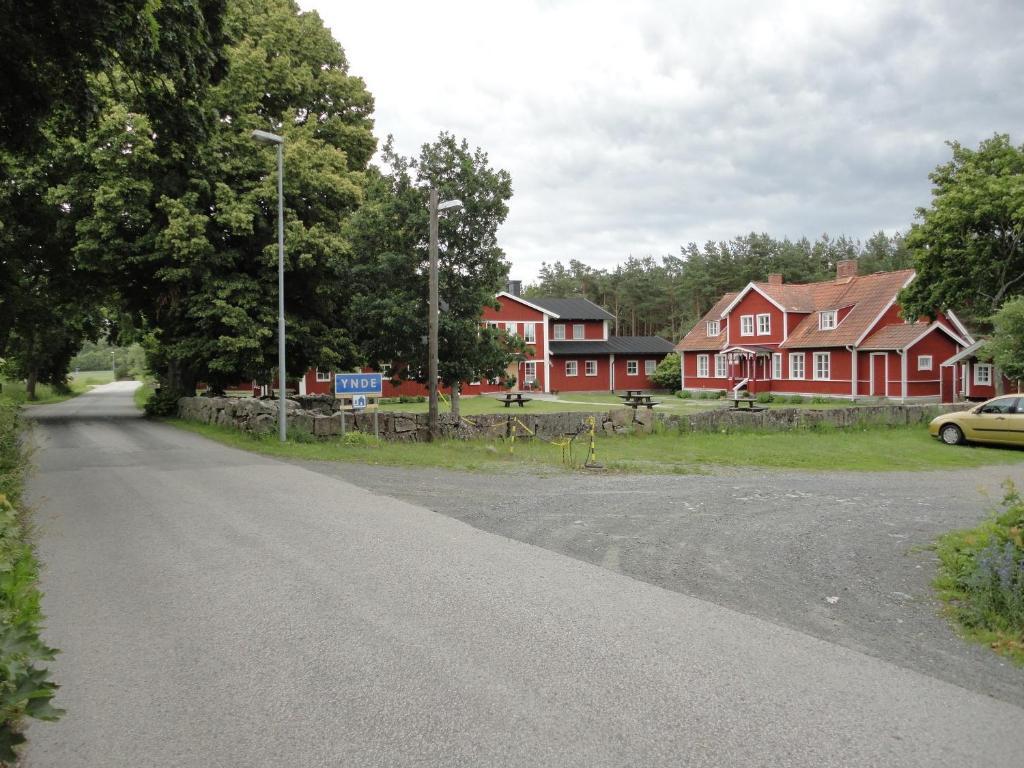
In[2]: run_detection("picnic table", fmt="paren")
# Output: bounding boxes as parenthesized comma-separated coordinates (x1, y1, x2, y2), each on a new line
(496, 392, 531, 408)
(619, 391, 660, 410)
(729, 396, 765, 412)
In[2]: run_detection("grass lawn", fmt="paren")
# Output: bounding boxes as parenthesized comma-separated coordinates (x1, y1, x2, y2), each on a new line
(0, 370, 116, 406)
(168, 418, 1024, 475)
(378, 394, 623, 415)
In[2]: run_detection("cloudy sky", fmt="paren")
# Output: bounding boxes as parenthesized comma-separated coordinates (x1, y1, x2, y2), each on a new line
(299, 0, 1023, 282)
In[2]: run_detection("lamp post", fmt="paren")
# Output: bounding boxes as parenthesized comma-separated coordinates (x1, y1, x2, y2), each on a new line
(111, 351, 116, 382)
(427, 190, 463, 439)
(251, 129, 288, 443)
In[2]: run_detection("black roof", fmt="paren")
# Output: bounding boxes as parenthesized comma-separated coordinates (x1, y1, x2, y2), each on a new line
(528, 297, 615, 321)
(549, 336, 675, 355)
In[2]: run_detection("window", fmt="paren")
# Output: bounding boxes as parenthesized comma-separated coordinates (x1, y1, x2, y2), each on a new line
(565, 360, 578, 377)
(573, 324, 585, 340)
(789, 352, 805, 380)
(706, 320, 720, 336)
(917, 355, 932, 371)
(978, 397, 1017, 415)
(553, 323, 565, 340)
(380, 363, 392, 378)
(505, 322, 518, 336)
(627, 360, 639, 375)
(523, 324, 536, 343)
(740, 315, 754, 336)
(756, 313, 771, 336)
(697, 354, 709, 378)
(714, 354, 727, 378)
(585, 360, 598, 376)
(523, 361, 537, 384)
(315, 368, 331, 382)
(818, 310, 837, 330)
(974, 364, 992, 386)
(645, 359, 656, 375)
(772, 353, 782, 380)
(813, 352, 830, 380)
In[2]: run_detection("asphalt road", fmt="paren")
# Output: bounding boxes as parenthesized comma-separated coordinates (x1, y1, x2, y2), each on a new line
(22, 384, 1024, 767)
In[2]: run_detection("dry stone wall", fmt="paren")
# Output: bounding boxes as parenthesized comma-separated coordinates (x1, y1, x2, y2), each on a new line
(177, 396, 963, 442)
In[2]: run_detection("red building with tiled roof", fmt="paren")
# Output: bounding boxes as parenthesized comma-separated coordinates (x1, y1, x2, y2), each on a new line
(290, 285, 675, 397)
(676, 260, 974, 401)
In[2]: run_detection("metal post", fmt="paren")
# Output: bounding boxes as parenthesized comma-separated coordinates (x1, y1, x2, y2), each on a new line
(277, 142, 287, 443)
(111, 351, 115, 381)
(427, 188, 439, 440)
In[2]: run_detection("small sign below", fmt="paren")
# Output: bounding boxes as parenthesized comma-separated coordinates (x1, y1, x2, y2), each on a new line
(351, 394, 367, 410)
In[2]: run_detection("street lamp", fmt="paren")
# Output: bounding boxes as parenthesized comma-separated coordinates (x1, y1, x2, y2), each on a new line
(251, 129, 288, 443)
(427, 189, 463, 439)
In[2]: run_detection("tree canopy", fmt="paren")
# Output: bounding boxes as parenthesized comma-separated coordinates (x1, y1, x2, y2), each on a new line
(987, 297, 1024, 382)
(900, 134, 1024, 327)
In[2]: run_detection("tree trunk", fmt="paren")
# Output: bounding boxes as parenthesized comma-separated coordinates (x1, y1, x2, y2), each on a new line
(26, 368, 38, 401)
(994, 367, 1006, 396)
(451, 383, 460, 420)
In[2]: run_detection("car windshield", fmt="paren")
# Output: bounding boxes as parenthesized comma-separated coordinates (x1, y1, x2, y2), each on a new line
(979, 397, 1020, 414)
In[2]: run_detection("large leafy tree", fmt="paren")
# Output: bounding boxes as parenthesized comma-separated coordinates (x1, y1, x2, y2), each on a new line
(0, 0, 226, 150)
(900, 135, 1024, 326)
(987, 297, 1024, 383)
(347, 133, 519, 417)
(66, 0, 376, 397)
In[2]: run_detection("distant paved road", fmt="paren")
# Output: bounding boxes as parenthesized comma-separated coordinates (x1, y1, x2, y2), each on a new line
(22, 384, 1024, 767)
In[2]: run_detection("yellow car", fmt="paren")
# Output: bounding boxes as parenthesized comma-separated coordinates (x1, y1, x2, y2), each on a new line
(929, 395, 1024, 446)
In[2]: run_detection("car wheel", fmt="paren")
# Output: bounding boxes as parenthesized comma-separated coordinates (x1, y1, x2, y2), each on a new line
(940, 423, 965, 446)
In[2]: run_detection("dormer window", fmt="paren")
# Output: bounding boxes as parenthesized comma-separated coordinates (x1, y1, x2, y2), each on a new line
(818, 310, 837, 330)
(706, 320, 720, 336)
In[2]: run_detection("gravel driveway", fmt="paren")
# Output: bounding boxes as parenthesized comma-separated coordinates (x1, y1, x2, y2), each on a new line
(293, 457, 1024, 707)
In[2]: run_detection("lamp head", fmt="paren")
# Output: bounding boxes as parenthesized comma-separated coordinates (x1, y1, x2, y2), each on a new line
(251, 129, 284, 145)
(438, 199, 463, 211)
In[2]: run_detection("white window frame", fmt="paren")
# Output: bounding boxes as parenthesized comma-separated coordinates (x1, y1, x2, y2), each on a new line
(523, 361, 537, 383)
(706, 320, 720, 336)
(917, 354, 932, 371)
(818, 310, 837, 330)
(645, 359, 656, 375)
(697, 354, 709, 378)
(505, 322, 518, 336)
(740, 315, 754, 336)
(813, 352, 830, 381)
(789, 352, 805, 380)
(553, 323, 565, 340)
(626, 360, 639, 376)
(714, 354, 727, 378)
(315, 368, 331, 383)
(756, 313, 771, 336)
(585, 360, 598, 377)
(523, 323, 536, 343)
(974, 364, 992, 386)
(573, 323, 585, 340)
(772, 353, 782, 380)
(565, 360, 578, 377)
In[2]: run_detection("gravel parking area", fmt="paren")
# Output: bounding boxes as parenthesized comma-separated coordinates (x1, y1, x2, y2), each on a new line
(294, 456, 1024, 707)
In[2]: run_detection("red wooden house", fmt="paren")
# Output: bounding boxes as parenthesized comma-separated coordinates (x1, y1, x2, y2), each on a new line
(939, 340, 1021, 403)
(676, 260, 974, 401)
(291, 286, 674, 397)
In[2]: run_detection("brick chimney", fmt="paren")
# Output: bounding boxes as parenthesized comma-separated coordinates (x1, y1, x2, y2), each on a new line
(767, 273, 783, 286)
(506, 280, 522, 297)
(836, 259, 858, 280)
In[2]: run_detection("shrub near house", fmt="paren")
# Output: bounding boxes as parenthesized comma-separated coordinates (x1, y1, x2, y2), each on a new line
(676, 260, 973, 401)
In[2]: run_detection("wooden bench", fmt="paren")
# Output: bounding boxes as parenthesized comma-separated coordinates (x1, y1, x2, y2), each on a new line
(497, 393, 531, 408)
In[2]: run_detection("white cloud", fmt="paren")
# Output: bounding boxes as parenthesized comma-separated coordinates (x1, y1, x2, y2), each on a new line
(300, 0, 1024, 281)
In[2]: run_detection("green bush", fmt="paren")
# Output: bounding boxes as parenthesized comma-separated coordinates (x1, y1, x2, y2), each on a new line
(143, 386, 182, 417)
(0, 405, 63, 761)
(398, 395, 426, 403)
(341, 431, 378, 447)
(755, 392, 774, 404)
(935, 482, 1024, 663)
(676, 390, 692, 399)
(649, 353, 681, 391)
(787, 395, 804, 404)
(811, 395, 829, 404)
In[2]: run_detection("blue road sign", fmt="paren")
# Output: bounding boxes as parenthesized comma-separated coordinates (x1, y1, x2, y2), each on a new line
(334, 372, 383, 397)
(351, 394, 367, 410)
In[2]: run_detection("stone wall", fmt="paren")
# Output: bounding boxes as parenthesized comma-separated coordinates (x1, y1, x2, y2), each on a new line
(177, 396, 963, 442)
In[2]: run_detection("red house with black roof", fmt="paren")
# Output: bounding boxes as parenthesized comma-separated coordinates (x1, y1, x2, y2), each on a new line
(676, 260, 974, 401)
